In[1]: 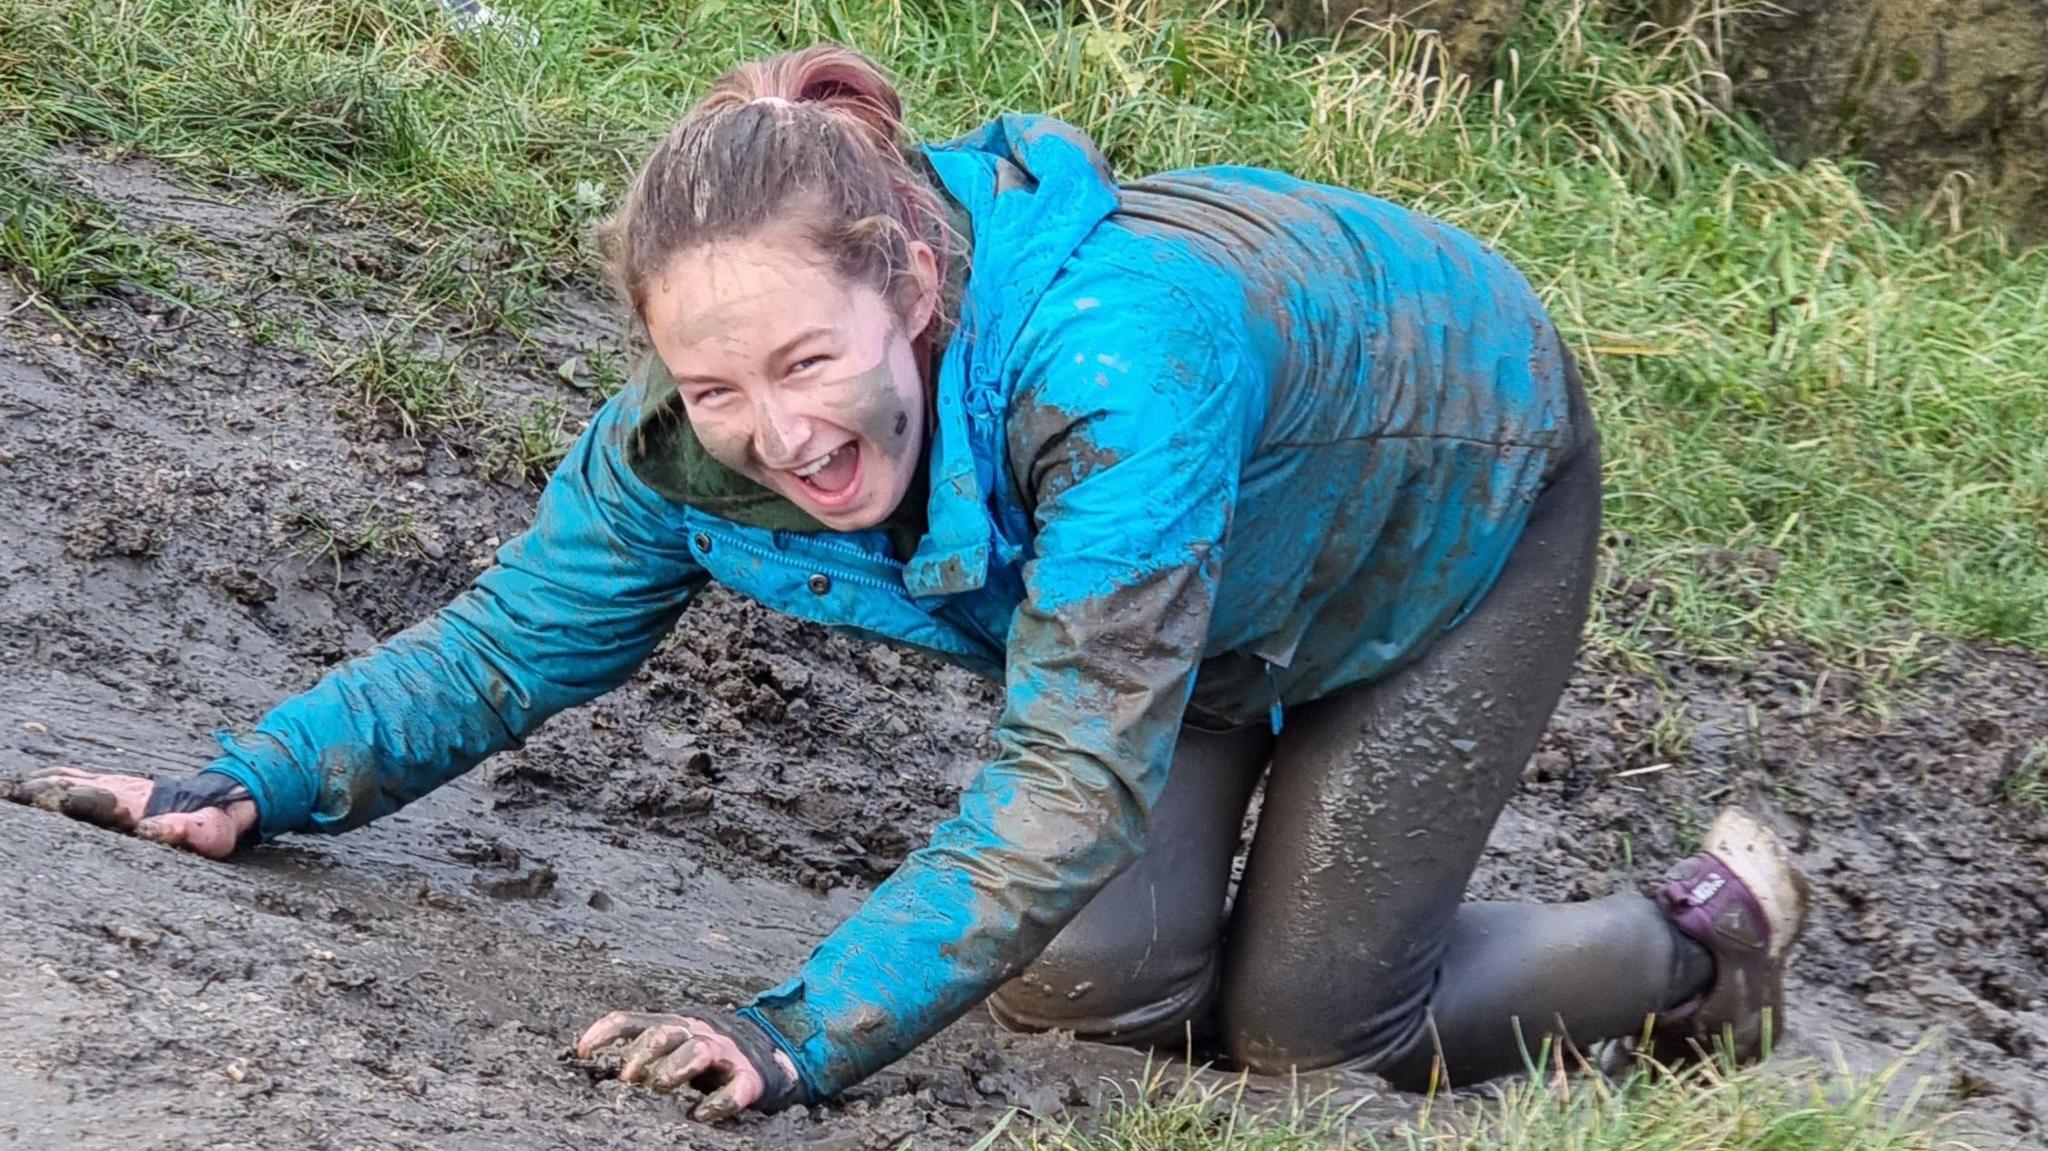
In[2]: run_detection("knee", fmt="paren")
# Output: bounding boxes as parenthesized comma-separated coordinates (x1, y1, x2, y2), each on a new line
(1215, 968, 1338, 1074)
(1216, 965, 1432, 1080)
(989, 934, 1221, 1046)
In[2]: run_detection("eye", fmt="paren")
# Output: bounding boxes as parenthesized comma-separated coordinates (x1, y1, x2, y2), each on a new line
(688, 385, 735, 405)
(788, 355, 827, 376)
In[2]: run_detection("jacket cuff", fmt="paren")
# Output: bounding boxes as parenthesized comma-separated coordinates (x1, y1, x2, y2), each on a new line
(198, 730, 312, 841)
(735, 1000, 821, 1107)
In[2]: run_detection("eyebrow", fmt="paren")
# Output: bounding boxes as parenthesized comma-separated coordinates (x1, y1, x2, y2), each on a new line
(769, 327, 835, 364)
(674, 327, 836, 388)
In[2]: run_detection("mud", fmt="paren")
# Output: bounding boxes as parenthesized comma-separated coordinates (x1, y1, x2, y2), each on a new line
(2, 158, 2045, 1148)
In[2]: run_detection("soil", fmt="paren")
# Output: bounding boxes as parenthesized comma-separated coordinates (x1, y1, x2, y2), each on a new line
(2, 158, 2044, 1150)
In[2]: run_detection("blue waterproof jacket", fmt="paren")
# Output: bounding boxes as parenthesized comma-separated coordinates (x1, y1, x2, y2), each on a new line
(201, 116, 1574, 1101)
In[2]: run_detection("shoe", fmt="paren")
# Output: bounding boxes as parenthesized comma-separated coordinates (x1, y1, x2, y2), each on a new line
(1647, 808, 1811, 1064)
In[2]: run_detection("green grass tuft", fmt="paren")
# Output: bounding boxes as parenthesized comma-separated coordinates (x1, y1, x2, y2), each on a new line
(1996, 740, 2048, 815)
(997, 1052, 1968, 1151)
(324, 326, 481, 438)
(283, 498, 420, 585)
(483, 394, 574, 484)
(0, 138, 177, 310)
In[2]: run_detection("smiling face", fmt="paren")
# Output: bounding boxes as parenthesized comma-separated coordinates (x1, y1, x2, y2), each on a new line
(643, 222, 938, 532)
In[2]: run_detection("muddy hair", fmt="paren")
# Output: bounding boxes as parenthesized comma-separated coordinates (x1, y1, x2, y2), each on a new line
(601, 45, 958, 359)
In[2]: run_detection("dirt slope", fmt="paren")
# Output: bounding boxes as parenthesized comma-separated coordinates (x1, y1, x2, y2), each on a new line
(1, 160, 2043, 1149)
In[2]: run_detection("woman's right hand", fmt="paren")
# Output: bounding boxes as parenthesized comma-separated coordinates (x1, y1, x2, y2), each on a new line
(8, 768, 257, 859)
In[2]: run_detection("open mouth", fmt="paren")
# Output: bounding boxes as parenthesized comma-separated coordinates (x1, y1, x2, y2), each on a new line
(788, 442, 862, 507)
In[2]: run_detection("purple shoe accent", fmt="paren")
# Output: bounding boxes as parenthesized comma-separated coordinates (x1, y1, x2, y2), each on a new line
(1650, 851, 1770, 1025)
(1635, 811, 1809, 1069)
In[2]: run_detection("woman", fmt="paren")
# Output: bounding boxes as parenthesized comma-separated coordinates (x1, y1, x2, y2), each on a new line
(13, 45, 1808, 1122)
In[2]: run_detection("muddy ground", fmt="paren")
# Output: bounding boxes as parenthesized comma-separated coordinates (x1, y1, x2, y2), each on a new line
(1, 160, 2044, 1150)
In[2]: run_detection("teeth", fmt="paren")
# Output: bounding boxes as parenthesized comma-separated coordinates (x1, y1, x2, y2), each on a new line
(793, 444, 846, 479)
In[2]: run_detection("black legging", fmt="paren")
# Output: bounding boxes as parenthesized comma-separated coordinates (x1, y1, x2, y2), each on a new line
(988, 366, 1713, 1090)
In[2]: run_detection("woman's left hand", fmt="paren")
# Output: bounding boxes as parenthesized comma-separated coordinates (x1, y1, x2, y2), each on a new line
(575, 1008, 802, 1121)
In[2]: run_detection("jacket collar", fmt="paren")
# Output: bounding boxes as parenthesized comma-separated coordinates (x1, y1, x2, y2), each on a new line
(904, 116, 1119, 598)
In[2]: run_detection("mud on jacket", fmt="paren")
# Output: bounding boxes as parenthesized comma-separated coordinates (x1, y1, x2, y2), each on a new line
(200, 116, 1573, 1101)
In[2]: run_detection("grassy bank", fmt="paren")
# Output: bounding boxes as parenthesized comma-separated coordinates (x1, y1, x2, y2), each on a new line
(3, 0, 2043, 658)
(992, 1055, 1963, 1151)
(0, 1, 2034, 1147)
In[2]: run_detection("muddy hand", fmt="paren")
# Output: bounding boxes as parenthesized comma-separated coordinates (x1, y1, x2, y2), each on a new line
(575, 1008, 803, 1121)
(7, 768, 256, 859)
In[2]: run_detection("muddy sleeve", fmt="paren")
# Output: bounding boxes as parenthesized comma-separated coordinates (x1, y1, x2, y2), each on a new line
(740, 286, 1252, 1100)
(199, 388, 708, 840)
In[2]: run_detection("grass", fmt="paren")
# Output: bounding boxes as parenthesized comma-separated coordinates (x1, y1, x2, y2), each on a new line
(1996, 739, 2048, 815)
(2, 0, 2040, 659)
(483, 393, 574, 482)
(283, 498, 420, 583)
(0, 137, 178, 316)
(324, 325, 482, 438)
(993, 1053, 1968, 1151)
(320, 324, 579, 479)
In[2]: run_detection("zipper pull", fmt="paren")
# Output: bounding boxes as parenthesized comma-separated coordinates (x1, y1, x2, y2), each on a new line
(1266, 661, 1285, 735)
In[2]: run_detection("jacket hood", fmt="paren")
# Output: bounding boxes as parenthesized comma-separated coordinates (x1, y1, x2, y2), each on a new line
(919, 115, 1120, 371)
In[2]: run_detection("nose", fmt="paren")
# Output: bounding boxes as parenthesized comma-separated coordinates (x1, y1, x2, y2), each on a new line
(751, 391, 813, 468)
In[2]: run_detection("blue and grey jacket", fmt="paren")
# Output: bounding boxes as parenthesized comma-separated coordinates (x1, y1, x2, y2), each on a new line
(200, 116, 1575, 1100)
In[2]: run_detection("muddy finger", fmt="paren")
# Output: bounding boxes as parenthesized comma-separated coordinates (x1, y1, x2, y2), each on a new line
(691, 1080, 749, 1123)
(10, 776, 70, 810)
(13, 776, 111, 818)
(617, 1024, 690, 1084)
(58, 785, 130, 828)
(135, 816, 186, 848)
(12, 777, 134, 829)
(645, 1038, 718, 1092)
(143, 807, 246, 860)
(575, 1010, 665, 1059)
